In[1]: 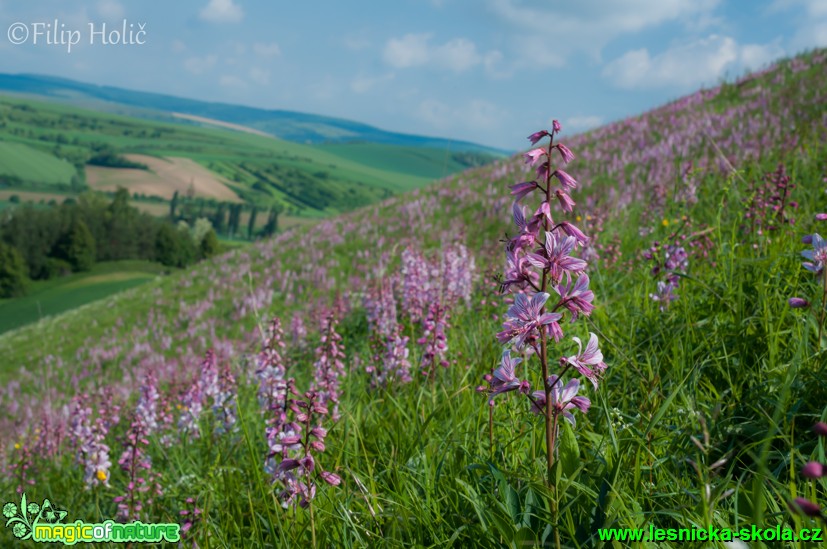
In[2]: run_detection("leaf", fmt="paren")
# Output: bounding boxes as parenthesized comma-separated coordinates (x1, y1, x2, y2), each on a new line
(558, 420, 580, 479)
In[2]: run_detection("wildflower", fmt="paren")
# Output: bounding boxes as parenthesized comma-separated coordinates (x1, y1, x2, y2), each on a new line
(555, 274, 595, 321)
(529, 376, 591, 425)
(527, 130, 549, 145)
(553, 169, 577, 189)
(526, 232, 588, 283)
(510, 181, 539, 201)
(552, 120, 561, 133)
(558, 221, 589, 246)
(817, 213, 827, 221)
(497, 292, 563, 348)
(554, 144, 575, 164)
(418, 302, 450, 378)
(801, 461, 826, 478)
(802, 233, 827, 273)
(486, 350, 531, 402)
(563, 333, 606, 389)
(524, 148, 546, 167)
(789, 497, 822, 518)
(555, 189, 576, 212)
(788, 297, 810, 308)
(814, 422, 827, 436)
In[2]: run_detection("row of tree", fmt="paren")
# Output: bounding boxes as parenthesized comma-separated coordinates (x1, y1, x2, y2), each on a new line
(0, 189, 220, 298)
(169, 190, 281, 240)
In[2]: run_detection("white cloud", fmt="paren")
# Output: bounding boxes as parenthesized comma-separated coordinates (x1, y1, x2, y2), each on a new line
(417, 98, 507, 132)
(171, 40, 187, 53)
(602, 35, 744, 89)
(740, 40, 785, 71)
(97, 0, 124, 19)
(350, 72, 395, 94)
(488, 0, 722, 66)
(383, 34, 499, 73)
(249, 67, 270, 85)
(384, 33, 432, 68)
(253, 42, 281, 57)
(565, 116, 604, 132)
(343, 34, 371, 51)
(770, 0, 827, 49)
(184, 54, 217, 74)
(199, 0, 243, 23)
(219, 74, 247, 88)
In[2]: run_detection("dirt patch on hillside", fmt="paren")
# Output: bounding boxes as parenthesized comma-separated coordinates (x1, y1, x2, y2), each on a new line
(86, 155, 243, 202)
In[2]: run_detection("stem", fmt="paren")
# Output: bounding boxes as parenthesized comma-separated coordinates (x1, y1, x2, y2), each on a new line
(819, 270, 827, 347)
(488, 406, 494, 458)
(309, 500, 317, 549)
(541, 135, 554, 486)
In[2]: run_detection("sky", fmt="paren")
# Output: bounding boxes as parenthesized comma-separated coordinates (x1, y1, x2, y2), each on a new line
(0, 0, 824, 150)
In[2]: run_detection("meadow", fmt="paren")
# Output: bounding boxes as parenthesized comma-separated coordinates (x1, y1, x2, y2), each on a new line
(0, 49, 826, 547)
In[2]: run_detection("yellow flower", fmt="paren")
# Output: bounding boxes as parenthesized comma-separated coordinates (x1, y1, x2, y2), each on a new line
(14, 443, 21, 450)
(96, 470, 107, 482)
(576, 215, 582, 222)
(662, 218, 669, 227)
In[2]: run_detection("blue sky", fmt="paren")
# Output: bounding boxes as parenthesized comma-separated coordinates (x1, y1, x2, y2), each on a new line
(0, 0, 824, 150)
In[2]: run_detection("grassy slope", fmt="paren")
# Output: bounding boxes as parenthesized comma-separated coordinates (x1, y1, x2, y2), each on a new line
(0, 261, 166, 335)
(0, 141, 75, 185)
(0, 50, 826, 547)
(0, 95, 492, 215)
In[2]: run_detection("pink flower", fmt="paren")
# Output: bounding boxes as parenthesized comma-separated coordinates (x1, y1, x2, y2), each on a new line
(814, 422, 827, 437)
(497, 292, 563, 349)
(524, 148, 546, 167)
(320, 471, 342, 486)
(558, 221, 589, 246)
(553, 169, 577, 190)
(802, 233, 827, 273)
(816, 213, 827, 221)
(552, 120, 561, 133)
(788, 297, 809, 308)
(555, 189, 576, 212)
(527, 131, 549, 145)
(526, 232, 587, 283)
(555, 274, 595, 321)
(554, 144, 575, 164)
(488, 350, 531, 401)
(563, 333, 606, 389)
(510, 181, 539, 201)
(529, 376, 591, 425)
(801, 461, 826, 478)
(789, 497, 822, 518)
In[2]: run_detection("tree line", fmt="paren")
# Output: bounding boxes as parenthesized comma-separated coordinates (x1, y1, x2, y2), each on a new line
(0, 188, 220, 298)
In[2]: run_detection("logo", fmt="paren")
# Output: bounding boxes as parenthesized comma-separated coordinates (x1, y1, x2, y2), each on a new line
(3, 493, 180, 545)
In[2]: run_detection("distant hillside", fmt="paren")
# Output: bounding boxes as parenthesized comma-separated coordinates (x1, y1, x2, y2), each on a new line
(0, 73, 508, 154)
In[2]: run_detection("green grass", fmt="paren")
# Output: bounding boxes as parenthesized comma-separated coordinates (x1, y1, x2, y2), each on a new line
(0, 141, 76, 185)
(0, 260, 166, 335)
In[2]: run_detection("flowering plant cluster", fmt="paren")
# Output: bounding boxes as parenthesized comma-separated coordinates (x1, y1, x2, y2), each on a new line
(480, 120, 606, 482)
(790, 421, 827, 521)
(644, 242, 689, 310)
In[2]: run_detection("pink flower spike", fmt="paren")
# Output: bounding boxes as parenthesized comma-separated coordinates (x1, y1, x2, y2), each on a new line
(524, 148, 546, 167)
(553, 169, 578, 190)
(510, 181, 538, 201)
(554, 144, 575, 164)
(555, 189, 576, 212)
(552, 120, 561, 133)
(801, 461, 826, 478)
(527, 130, 549, 145)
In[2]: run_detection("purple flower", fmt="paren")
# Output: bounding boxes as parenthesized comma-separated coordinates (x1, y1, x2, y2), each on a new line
(801, 461, 826, 478)
(488, 350, 531, 401)
(529, 376, 591, 425)
(552, 169, 577, 190)
(554, 145, 575, 164)
(526, 232, 588, 283)
(814, 422, 827, 437)
(320, 471, 342, 486)
(816, 213, 827, 221)
(527, 131, 549, 145)
(555, 189, 576, 212)
(558, 221, 589, 246)
(552, 120, 561, 133)
(563, 333, 606, 389)
(510, 181, 539, 201)
(497, 292, 563, 349)
(789, 497, 822, 518)
(788, 297, 810, 308)
(802, 233, 827, 273)
(555, 274, 595, 321)
(524, 148, 546, 167)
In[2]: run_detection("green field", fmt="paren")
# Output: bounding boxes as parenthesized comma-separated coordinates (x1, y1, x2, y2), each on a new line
(0, 260, 166, 335)
(0, 96, 498, 216)
(0, 141, 76, 185)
